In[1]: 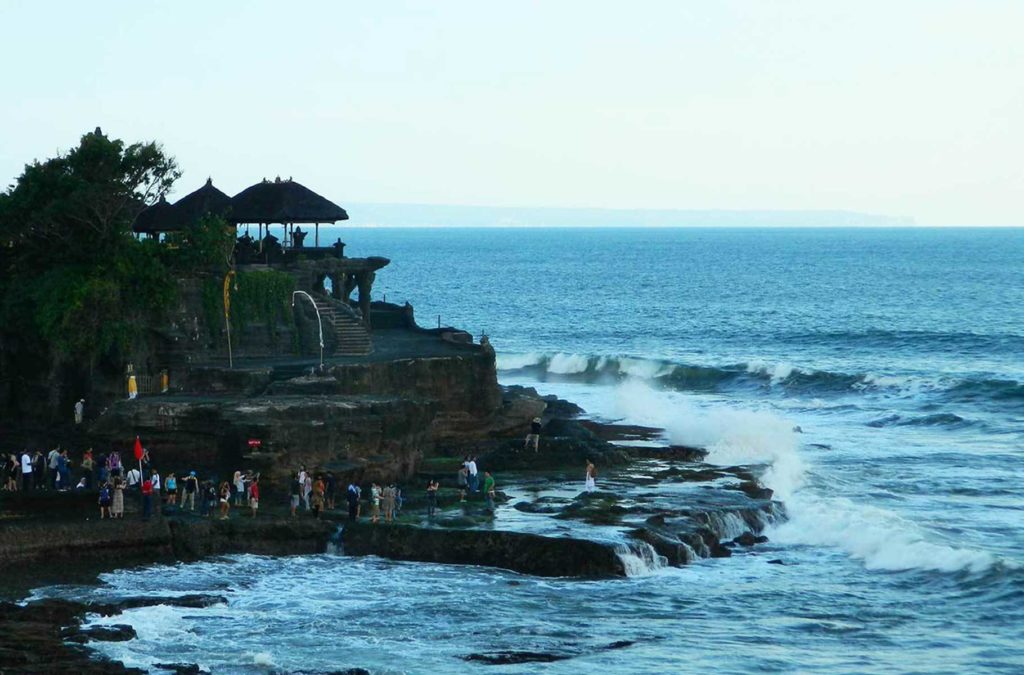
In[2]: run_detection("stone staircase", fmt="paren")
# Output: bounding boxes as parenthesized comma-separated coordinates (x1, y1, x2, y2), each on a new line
(312, 296, 372, 356)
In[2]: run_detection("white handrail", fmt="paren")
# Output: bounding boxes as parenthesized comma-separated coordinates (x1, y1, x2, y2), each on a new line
(291, 290, 324, 371)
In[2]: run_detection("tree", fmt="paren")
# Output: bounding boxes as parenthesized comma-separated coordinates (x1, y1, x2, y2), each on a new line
(0, 127, 180, 266)
(0, 128, 181, 370)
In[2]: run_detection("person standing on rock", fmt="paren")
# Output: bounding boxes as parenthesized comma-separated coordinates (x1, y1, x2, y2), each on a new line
(165, 472, 177, 506)
(108, 449, 122, 479)
(525, 417, 542, 452)
(125, 464, 141, 492)
(290, 476, 301, 517)
(467, 456, 479, 493)
(57, 449, 71, 491)
(233, 471, 245, 507)
(150, 468, 161, 513)
(302, 471, 313, 512)
(219, 482, 232, 519)
(370, 483, 382, 523)
(20, 449, 33, 492)
(325, 471, 337, 511)
(585, 459, 597, 493)
(457, 462, 469, 502)
(249, 475, 260, 517)
(381, 484, 397, 523)
(111, 477, 125, 519)
(97, 481, 112, 518)
(182, 471, 198, 511)
(47, 446, 60, 489)
(483, 471, 496, 512)
(311, 476, 326, 518)
(32, 450, 44, 488)
(204, 481, 218, 517)
(141, 476, 154, 520)
(81, 449, 95, 489)
(426, 480, 439, 517)
(346, 482, 360, 520)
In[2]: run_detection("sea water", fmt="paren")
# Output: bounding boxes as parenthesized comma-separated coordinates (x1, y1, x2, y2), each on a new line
(32, 227, 1024, 673)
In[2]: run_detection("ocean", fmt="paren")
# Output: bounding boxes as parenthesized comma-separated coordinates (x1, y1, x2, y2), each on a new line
(31, 227, 1024, 673)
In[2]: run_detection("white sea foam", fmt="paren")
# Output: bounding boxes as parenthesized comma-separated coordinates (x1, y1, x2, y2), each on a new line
(496, 352, 543, 370)
(618, 357, 673, 379)
(249, 651, 278, 667)
(614, 541, 666, 576)
(746, 359, 799, 384)
(547, 353, 591, 374)
(613, 380, 1002, 575)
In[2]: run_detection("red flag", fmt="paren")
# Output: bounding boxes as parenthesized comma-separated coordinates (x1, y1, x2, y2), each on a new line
(133, 436, 144, 461)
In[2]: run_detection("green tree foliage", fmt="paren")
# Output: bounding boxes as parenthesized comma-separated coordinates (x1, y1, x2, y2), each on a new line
(164, 213, 235, 274)
(201, 270, 295, 347)
(0, 128, 181, 365)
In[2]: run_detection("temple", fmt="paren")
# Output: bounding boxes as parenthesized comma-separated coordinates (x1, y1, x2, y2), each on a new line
(132, 177, 390, 356)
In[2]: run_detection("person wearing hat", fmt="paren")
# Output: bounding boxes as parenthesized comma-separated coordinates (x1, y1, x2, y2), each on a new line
(524, 417, 542, 452)
(74, 398, 85, 425)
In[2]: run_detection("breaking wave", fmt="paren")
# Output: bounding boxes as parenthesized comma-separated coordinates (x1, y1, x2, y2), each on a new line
(613, 381, 1007, 576)
(497, 351, 1021, 405)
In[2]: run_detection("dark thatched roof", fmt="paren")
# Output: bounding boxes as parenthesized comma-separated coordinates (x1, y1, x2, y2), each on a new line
(228, 178, 348, 224)
(131, 179, 232, 233)
(131, 197, 181, 234)
(172, 178, 232, 226)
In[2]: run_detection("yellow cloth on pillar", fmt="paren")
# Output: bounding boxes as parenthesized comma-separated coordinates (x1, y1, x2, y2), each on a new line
(127, 375, 138, 399)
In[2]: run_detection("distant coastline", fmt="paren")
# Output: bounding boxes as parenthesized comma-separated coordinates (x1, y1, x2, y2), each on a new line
(343, 203, 915, 228)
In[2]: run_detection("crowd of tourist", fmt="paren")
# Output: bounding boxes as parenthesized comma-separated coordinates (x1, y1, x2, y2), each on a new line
(1, 446, 263, 521)
(1, 423, 601, 524)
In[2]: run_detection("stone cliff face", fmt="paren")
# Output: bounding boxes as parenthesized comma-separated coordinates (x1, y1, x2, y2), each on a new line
(87, 335, 522, 486)
(91, 394, 437, 485)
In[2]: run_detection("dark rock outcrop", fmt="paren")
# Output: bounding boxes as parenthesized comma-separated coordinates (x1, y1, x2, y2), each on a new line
(342, 521, 626, 578)
(0, 517, 336, 567)
(90, 395, 435, 486)
(73, 624, 137, 642)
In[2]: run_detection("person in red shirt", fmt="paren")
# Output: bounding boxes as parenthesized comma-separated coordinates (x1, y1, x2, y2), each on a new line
(249, 476, 260, 518)
(141, 478, 154, 520)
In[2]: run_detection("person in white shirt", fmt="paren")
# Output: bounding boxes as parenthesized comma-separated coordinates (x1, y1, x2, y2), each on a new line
(467, 457, 479, 493)
(74, 398, 85, 424)
(151, 469, 161, 509)
(20, 450, 34, 491)
(126, 467, 142, 488)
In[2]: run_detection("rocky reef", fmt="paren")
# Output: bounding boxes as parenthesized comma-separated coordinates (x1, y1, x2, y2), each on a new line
(342, 521, 627, 577)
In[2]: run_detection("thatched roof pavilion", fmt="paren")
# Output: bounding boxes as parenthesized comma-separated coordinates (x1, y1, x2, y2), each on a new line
(229, 177, 348, 224)
(132, 176, 347, 249)
(132, 197, 181, 234)
(131, 178, 232, 235)
(173, 178, 232, 225)
(229, 177, 347, 248)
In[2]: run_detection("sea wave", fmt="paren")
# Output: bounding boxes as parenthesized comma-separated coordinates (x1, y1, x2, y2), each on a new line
(866, 413, 975, 429)
(497, 351, 1020, 404)
(612, 380, 1008, 576)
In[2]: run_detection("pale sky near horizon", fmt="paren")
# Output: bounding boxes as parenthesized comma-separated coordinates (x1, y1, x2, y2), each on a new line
(1, 1, 1022, 226)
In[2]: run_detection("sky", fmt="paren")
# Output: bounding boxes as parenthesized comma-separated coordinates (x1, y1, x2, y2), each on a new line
(1, 1, 1022, 226)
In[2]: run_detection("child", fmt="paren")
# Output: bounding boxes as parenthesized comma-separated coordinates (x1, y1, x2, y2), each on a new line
(98, 482, 112, 518)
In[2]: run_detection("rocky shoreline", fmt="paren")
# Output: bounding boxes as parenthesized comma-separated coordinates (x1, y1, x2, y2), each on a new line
(1, 384, 783, 673)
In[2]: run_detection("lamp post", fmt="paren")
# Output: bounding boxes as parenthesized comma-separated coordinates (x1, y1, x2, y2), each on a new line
(291, 290, 324, 371)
